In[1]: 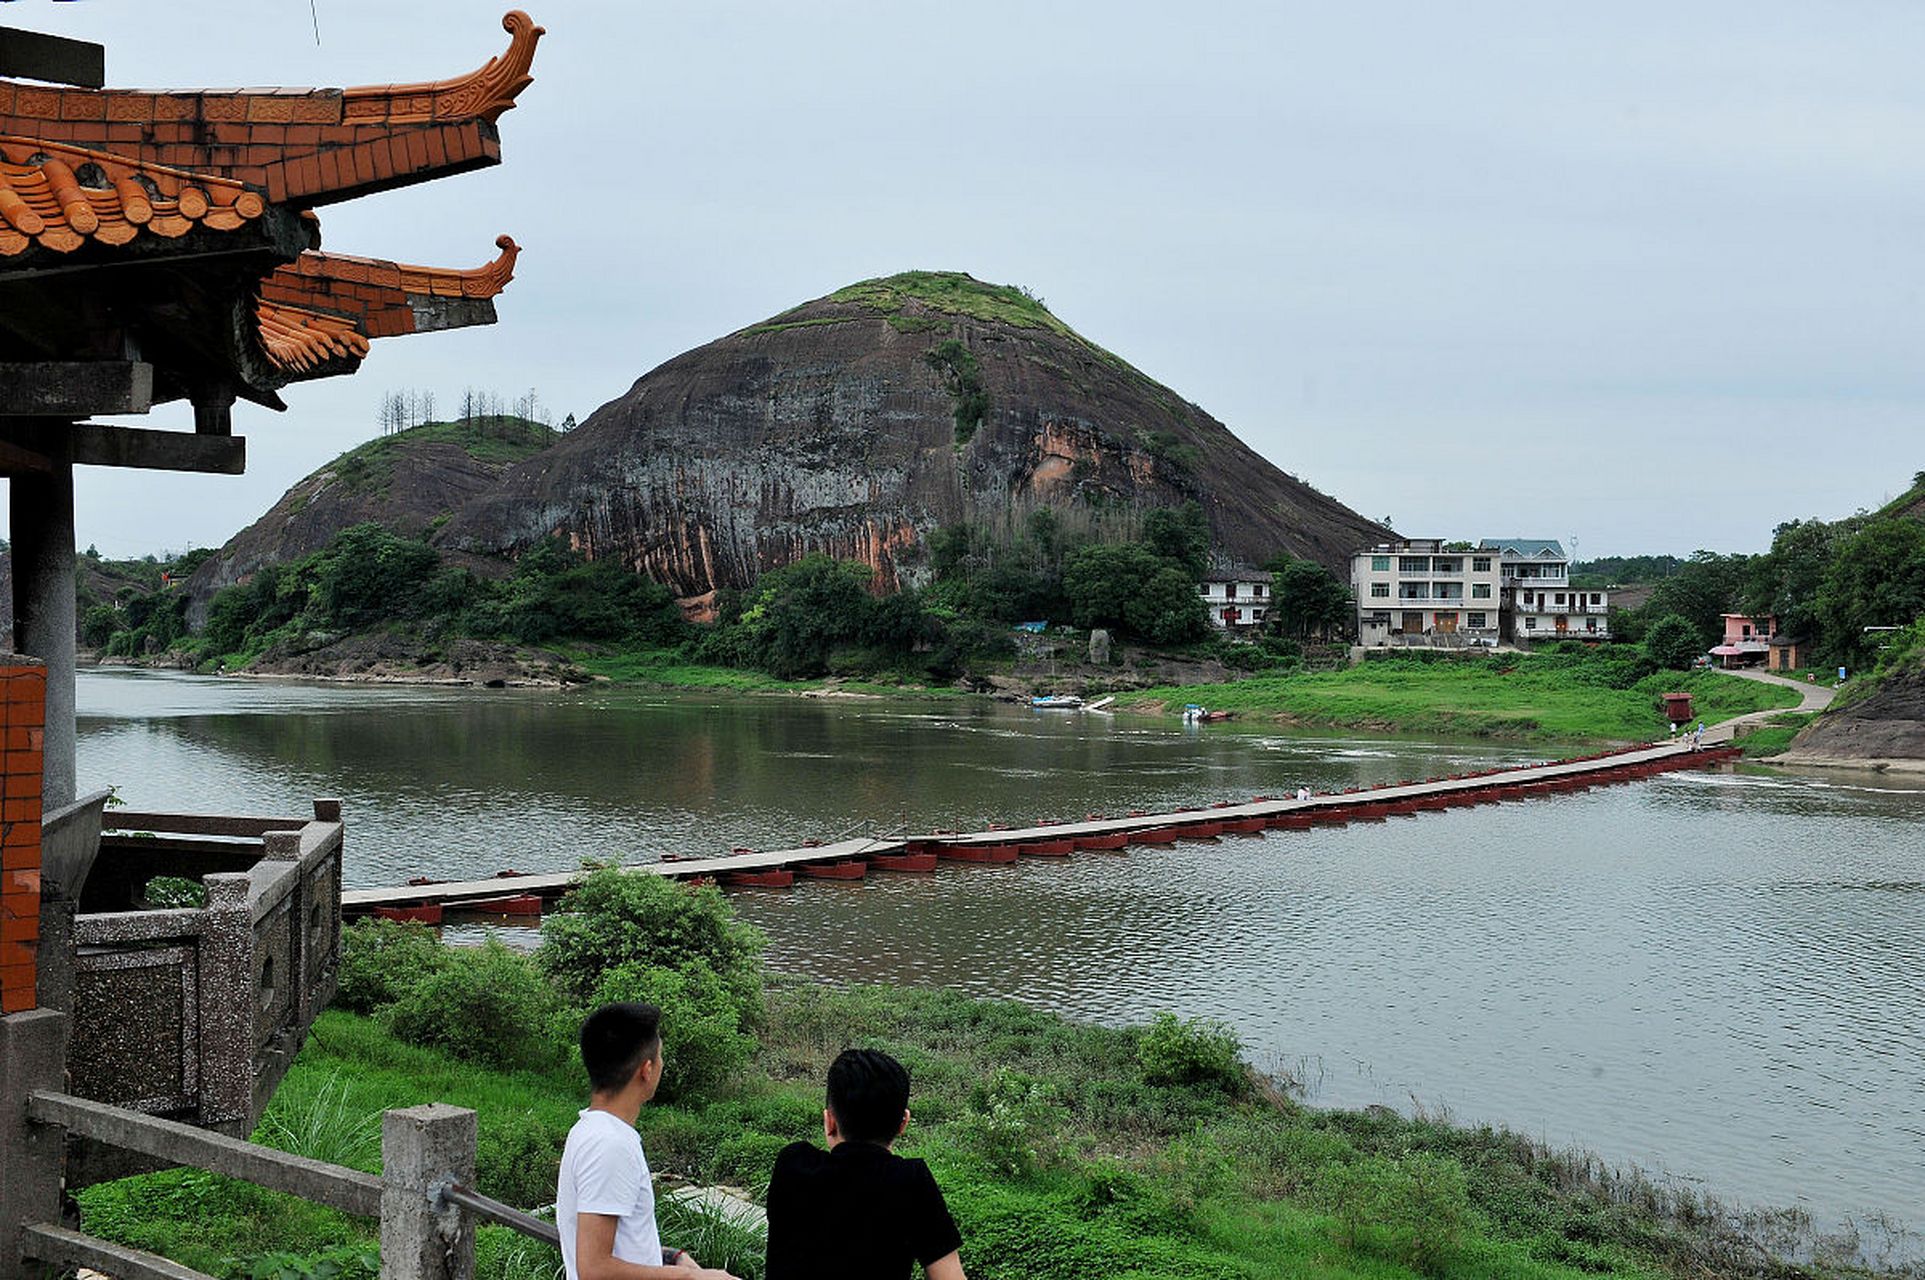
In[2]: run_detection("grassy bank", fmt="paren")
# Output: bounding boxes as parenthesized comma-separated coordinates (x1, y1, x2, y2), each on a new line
(1115, 654, 1802, 742)
(1734, 712, 1818, 758)
(77, 993, 1859, 1280)
(569, 647, 969, 698)
(70, 870, 1892, 1280)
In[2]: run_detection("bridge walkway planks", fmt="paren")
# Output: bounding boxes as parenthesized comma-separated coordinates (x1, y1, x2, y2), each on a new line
(339, 739, 1730, 915)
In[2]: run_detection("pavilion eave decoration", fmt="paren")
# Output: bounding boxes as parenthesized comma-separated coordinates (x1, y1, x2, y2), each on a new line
(0, 9, 541, 429)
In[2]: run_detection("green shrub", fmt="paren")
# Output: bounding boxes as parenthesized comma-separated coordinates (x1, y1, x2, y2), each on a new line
(953, 1069, 1068, 1178)
(476, 1109, 564, 1209)
(539, 869, 763, 1010)
(1314, 1151, 1471, 1274)
(333, 920, 452, 1014)
(704, 1129, 792, 1191)
(1135, 1012, 1245, 1094)
(589, 960, 757, 1104)
(384, 940, 560, 1072)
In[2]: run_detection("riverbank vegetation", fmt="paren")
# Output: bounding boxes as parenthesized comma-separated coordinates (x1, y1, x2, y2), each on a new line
(1597, 476, 1925, 672)
(1117, 647, 1801, 741)
(73, 871, 1895, 1280)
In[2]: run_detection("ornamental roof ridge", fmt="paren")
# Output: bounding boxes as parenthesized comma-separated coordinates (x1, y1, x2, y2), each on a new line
(282, 233, 520, 301)
(341, 12, 545, 126)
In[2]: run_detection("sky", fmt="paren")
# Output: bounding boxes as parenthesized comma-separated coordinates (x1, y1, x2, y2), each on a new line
(11, 0, 1924, 560)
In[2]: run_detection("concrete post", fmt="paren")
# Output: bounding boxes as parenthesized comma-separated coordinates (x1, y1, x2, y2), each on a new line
(0, 1008, 69, 1280)
(9, 435, 76, 811)
(380, 1104, 477, 1280)
(195, 872, 253, 1130)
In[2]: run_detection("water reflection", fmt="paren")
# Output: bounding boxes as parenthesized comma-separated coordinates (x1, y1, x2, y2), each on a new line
(77, 669, 1925, 1231)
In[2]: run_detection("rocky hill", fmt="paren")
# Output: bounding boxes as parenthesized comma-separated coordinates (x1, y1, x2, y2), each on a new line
(184, 416, 558, 624)
(440, 272, 1385, 606)
(1781, 621, 1925, 770)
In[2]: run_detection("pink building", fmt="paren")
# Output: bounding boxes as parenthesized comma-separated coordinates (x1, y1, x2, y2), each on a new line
(1710, 613, 1775, 667)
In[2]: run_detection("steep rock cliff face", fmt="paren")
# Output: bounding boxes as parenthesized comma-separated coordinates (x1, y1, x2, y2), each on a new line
(1784, 668, 1925, 766)
(439, 273, 1385, 596)
(184, 417, 556, 624)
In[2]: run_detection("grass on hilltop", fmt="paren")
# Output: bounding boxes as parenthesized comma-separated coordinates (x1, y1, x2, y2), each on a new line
(829, 271, 1074, 335)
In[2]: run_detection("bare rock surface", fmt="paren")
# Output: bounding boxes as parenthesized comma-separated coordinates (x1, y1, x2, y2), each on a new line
(440, 272, 1386, 597)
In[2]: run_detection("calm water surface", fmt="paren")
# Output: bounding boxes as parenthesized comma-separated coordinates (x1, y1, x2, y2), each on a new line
(78, 669, 1925, 1230)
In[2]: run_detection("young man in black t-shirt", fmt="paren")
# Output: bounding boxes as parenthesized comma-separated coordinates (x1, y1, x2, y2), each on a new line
(764, 1049, 966, 1280)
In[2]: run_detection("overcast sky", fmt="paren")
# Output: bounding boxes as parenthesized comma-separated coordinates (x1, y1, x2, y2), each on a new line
(14, 0, 1924, 559)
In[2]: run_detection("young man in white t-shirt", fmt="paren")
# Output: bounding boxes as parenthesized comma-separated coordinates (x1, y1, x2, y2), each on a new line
(557, 1003, 737, 1280)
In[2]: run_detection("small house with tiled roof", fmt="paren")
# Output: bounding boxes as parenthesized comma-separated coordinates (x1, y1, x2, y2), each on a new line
(1477, 538, 1610, 643)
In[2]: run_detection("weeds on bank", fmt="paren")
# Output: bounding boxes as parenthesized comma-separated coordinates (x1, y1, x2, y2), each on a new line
(73, 873, 1917, 1280)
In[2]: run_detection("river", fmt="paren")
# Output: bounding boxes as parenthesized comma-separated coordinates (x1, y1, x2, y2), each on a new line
(77, 668, 1925, 1234)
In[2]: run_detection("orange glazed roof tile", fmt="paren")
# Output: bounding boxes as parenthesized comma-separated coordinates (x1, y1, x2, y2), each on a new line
(0, 135, 264, 255)
(254, 237, 520, 371)
(256, 300, 370, 373)
(0, 12, 542, 206)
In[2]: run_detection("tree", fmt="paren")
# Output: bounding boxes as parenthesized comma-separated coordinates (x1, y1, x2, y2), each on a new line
(1815, 517, 1925, 665)
(1064, 544, 1206, 644)
(1141, 503, 1210, 579)
(1641, 552, 1745, 647)
(1266, 554, 1351, 640)
(1643, 614, 1703, 670)
(1742, 517, 1851, 644)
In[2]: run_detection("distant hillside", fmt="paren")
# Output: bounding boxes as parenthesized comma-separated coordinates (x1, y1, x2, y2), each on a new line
(441, 271, 1387, 600)
(185, 416, 558, 624)
(1877, 472, 1925, 522)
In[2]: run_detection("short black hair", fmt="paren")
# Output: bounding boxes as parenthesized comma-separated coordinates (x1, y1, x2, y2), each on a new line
(580, 1003, 662, 1092)
(826, 1048, 910, 1143)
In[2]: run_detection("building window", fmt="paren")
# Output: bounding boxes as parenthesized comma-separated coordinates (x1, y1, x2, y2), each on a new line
(1468, 612, 1487, 628)
(1222, 608, 1239, 624)
(1742, 624, 1753, 637)
(1472, 557, 1491, 573)
(1252, 608, 1265, 621)
(1224, 583, 1237, 600)
(1555, 593, 1566, 605)
(1586, 617, 1598, 632)
(1372, 555, 1390, 572)
(1526, 617, 1538, 629)
(1253, 583, 1266, 597)
(1472, 584, 1491, 599)
(1589, 593, 1601, 605)
(1399, 557, 1428, 574)
(1370, 583, 1389, 598)
(1432, 558, 1461, 574)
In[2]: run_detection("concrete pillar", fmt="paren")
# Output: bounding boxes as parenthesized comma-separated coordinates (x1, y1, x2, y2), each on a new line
(10, 440, 76, 811)
(380, 1104, 477, 1280)
(194, 872, 253, 1130)
(0, 1008, 69, 1280)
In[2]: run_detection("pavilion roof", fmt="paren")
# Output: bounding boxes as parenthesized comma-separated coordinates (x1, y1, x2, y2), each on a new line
(0, 11, 541, 413)
(0, 12, 542, 206)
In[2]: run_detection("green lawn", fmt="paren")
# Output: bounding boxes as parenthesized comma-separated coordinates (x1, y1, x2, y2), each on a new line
(1115, 657, 1801, 742)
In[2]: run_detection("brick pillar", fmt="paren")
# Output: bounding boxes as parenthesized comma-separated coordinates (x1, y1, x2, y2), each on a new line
(0, 661, 46, 1015)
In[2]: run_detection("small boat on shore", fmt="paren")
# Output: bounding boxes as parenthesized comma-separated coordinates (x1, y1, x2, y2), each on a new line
(1031, 694, 1084, 709)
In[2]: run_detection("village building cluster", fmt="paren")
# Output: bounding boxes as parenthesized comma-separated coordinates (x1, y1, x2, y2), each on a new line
(1347, 538, 1607, 648)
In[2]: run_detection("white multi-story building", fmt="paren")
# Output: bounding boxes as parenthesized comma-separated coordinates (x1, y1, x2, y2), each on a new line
(1198, 567, 1270, 631)
(1350, 540, 1502, 646)
(1477, 539, 1610, 641)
